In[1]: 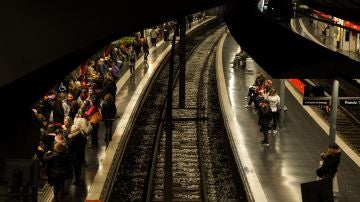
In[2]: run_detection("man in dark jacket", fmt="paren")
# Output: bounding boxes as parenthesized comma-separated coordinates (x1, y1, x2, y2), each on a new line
(44, 142, 72, 201)
(259, 101, 272, 146)
(102, 72, 117, 99)
(101, 94, 117, 144)
(317, 143, 341, 179)
(67, 125, 87, 185)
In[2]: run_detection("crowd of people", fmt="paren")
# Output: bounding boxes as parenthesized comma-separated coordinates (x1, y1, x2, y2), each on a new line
(244, 65, 342, 187)
(30, 37, 148, 201)
(28, 16, 204, 201)
(244, 72, 281, 146)
(29, 19, 182, 201)
(32, 67, 118, 200)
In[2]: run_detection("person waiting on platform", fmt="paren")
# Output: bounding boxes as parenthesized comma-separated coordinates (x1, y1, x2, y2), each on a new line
(258, 100, 272, 146)
(234, 49, 248, 68)
(128, 46, 137, 75)
(67, 125, 87, 186)
(142, 37, 149, 62)
(85, 98, 101, 148)
(43, 142, 72, 202)
(316, 143, 341, 179)
(150, 28, 159, 47)
(101, 94, 117, 144)
(266, 88, 280, 134)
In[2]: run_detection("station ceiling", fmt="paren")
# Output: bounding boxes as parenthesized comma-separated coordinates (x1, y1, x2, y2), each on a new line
(1, 0, 360, 104)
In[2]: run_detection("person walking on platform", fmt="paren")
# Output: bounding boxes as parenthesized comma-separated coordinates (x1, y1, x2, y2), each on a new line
(316, 143, 341, 179)
(150, 28, 159, 47)
(267, 89, 280, 134)
(128, 46, 137, 75)
(259, 100, 272, 145)
(142, 37, 149, 62)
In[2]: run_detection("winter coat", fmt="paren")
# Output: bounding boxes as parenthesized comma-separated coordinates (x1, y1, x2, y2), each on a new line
(267, 95, 280, 112)
(67, 131, 87, 165)
(44, 151, 72, 179)
(103, 79, 117, 98)
(101, 100, 117, 120)
(321, 148, 341, 175)
(259, 105, 272, 126)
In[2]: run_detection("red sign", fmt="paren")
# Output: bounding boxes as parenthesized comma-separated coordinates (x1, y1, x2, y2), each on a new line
(344, 21, 360, 32)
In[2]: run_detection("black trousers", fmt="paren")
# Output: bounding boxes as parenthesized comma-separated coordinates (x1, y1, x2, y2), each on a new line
(90, 123, 99, 146)
(271, 111, 279, 130)
(104, 119, 114, 142)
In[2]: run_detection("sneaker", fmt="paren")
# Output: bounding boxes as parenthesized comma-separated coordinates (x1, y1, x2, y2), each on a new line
(261, 141, 269, 146)
(273, 130, 277, 134)
(244, 105, 250, 108)
(244, 96, 248, 99)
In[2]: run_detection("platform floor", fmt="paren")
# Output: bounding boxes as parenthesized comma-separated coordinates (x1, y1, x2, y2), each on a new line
(219, 33, 360, 201)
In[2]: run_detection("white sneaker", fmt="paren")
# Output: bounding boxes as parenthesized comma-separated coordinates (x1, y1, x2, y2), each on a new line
(244, 105, 250, 108)
(244, 96, 248, 99)
(273, 130, 277, 134)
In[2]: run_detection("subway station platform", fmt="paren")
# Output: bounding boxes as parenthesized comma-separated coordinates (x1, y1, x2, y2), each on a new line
(217, 33, 360, 201)
(34, 17, 215, 202)
(33, 17, 360, 202)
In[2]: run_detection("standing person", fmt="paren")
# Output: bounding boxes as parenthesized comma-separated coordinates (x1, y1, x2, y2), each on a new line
(258, 100, 272, 146)
(163, 22, 170, 41)
(187, 15, 193, 29)
(85, 99, 101, 148)
(128, 46, 137, 75)
(67, 125, 87, 185)
(317, 143, 342, 179)
(110, 60, 120, 81)
(103, 72, 117, 99)
(43, 143, 72, 202)
(142, 37, 149, 62)
(133, 35, 142, 57)
(61, 116, 73, 137)
(267, 89, 280, 134)
(150, 28, 158, 47)
(101, 94, 117, 144)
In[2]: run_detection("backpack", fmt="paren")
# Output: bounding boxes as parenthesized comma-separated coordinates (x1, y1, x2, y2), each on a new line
(111, 65, 120, 78)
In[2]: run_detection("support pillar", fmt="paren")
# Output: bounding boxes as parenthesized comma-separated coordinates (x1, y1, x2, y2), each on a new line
(329, 79, 339, 145)
(179, 17, 186, 108)
(279, 79, 285, 128)
(164, 22, 179, 202)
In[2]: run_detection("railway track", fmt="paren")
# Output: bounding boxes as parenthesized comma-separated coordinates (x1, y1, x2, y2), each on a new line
(107, 22, 246, 201)
(151, 26, 222, 201)
(308, 78, 360, 154)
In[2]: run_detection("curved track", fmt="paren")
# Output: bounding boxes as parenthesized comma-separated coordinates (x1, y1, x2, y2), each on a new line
(107, 23, 247, 201)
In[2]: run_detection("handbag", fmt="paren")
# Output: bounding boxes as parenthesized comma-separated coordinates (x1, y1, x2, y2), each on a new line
(90, 111, 102, 124)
